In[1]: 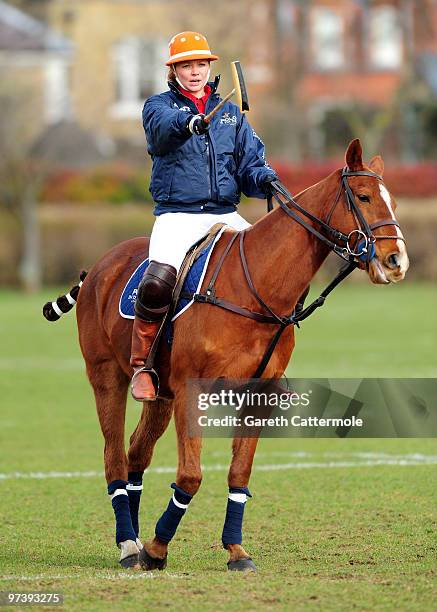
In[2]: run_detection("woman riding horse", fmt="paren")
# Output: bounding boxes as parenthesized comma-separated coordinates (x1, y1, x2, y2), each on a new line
(130, 31, 277, 402)
(44, 138, 409, 571)
(42, 32, 409, 571)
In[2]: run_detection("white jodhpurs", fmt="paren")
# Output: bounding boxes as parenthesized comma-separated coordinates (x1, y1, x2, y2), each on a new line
(148, 211, 251, 273)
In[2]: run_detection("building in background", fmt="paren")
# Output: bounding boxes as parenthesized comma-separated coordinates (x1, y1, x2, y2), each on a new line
(4, 0, 178, 153)
(3, 0, 246, 158)
(0, 0, 73, 145)
(2, 0, 436, 161)
(247, 0, 437, 160)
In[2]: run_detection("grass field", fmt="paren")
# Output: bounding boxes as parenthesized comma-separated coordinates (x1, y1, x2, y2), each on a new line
(0, 283, 436, 611)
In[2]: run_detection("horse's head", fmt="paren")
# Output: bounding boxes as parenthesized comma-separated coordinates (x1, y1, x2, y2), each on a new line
(328, 139, 409, 284)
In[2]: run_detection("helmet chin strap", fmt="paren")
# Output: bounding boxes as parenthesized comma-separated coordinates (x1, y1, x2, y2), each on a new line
(174, 73, 185, 90)
(173, 66, 211, 94)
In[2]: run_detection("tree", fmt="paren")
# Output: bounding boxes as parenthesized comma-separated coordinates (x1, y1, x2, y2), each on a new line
(0, 75, 45, 292)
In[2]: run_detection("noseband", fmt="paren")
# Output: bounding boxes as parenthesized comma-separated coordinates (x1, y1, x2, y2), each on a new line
(269, 168, 405, 267)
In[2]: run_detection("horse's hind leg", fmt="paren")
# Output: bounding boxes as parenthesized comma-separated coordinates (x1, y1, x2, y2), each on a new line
(87, 359, 139, 568)
(126, 399, 173, 544)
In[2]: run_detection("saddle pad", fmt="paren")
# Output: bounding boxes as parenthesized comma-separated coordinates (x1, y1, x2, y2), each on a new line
(118, 227, 225, 320)
(119, 259, 149, 319)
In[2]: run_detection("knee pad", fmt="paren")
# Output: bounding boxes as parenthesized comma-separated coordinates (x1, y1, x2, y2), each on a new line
(135, 261, 177, 321)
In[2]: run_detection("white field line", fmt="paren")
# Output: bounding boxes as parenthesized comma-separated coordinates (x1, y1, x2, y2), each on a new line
(1, 453, 436, 481)
(0, 572, 188, 582)
(209, 450, 437, 460)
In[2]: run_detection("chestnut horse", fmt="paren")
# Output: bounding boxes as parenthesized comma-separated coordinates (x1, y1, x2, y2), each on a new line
(44, 140, 408, 571)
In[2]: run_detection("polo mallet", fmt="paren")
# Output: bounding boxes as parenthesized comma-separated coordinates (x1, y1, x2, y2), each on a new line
(203, 61, 249, 123)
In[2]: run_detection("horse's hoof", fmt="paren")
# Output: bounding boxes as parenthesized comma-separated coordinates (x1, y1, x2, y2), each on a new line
(139, 546, 167, 571)
(227, 557, 257, 572)
(118, 539, 140, 570)
(119, 553, 140, 569)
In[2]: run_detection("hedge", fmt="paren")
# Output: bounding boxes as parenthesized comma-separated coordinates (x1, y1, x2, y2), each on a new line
(272, 161, 437, 199)
(40, 162, 437, 205)
(0, 199, 436, 285)
(41, 164, 151, 204)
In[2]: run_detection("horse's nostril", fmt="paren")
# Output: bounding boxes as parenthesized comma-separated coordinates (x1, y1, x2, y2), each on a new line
(386, 253, 399, 269)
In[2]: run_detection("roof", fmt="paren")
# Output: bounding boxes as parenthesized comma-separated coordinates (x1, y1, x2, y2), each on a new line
(0, 0, 73, 53)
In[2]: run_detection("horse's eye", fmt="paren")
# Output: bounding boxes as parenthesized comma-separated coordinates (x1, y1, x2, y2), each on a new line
(357, 194, 370, 203)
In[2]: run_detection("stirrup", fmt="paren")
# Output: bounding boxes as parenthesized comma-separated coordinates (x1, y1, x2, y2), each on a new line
(131, 367, 160, 402)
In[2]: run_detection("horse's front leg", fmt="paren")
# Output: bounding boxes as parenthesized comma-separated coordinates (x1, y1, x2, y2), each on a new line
(126, 398, 173, 546)
(222, 436, 260, 572)
(139, 392, 202, 570)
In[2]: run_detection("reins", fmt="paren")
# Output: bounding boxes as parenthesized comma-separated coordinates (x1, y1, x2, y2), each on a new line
(270, 169, 404, 266)
(192, 169, 404, 378)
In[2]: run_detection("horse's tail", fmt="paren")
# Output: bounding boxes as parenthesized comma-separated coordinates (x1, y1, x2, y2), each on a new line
(42, 270, 88, 322)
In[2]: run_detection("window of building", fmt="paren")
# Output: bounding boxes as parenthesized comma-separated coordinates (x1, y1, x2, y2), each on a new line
(111, 36, 166, 119)
(311, 7, 344, 70)
(44, 57, 72, 124)
(276, 0, 295, 36)
(368, 5, 402, 69)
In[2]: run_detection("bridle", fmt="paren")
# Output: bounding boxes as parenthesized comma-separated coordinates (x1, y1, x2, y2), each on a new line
(269, 168, 405, 268)
(192, 168, 406, 378)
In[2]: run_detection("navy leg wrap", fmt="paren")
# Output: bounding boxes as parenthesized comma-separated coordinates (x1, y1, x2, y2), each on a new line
(155, 483, 193, 544)
(108, 480, 137, 545)
(222, 487, 252, 548)
(127, 471, 143, 538)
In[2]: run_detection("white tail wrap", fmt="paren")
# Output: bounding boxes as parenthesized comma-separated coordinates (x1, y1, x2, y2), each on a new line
(51, 302, 63, 317)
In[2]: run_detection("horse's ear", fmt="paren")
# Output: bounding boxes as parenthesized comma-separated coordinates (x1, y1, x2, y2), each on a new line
(345, 139, 363, 171)
(369, 155, 384, 176)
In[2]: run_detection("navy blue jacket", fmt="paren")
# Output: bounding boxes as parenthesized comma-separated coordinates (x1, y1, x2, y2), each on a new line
(142, 79, 276, 215)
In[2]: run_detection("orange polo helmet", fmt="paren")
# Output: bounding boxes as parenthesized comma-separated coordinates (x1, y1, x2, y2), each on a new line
(166, 31, 219, 66)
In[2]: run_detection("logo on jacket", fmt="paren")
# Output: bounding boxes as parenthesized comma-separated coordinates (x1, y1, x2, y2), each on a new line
(173, 103, 191, 112)
(220, 112, 237, 126)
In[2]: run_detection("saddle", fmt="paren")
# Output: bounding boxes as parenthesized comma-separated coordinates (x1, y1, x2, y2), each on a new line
(173, 223, 227, 315)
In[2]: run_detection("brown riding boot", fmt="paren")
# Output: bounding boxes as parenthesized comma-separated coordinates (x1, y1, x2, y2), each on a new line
(130, 317, 161, 401)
